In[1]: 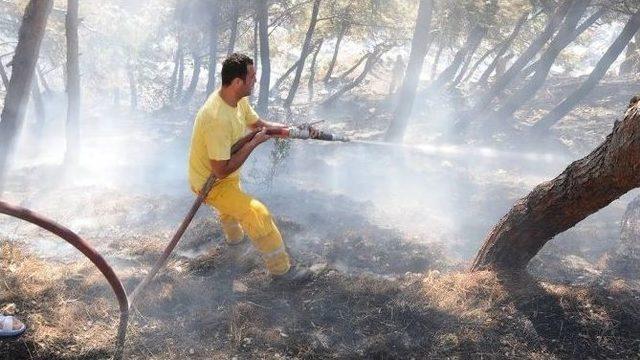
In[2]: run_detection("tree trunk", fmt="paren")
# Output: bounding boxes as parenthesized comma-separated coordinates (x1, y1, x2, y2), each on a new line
(31, 76, 45, 127)
(476, 12, 529, 87)
(176, 49, 185, 103)
(0, 0, 52, 188)
(431, 24, 487, 90)
(307, 39, 323, 103)
(126, 56, 137, 110)
(169, 38, 183, 103)
(37, 66, 50, 93)
(205, 3, 220, 95)
(321, 46, 388, 106)
(462, 41, 503, 84)
(335, 53, 370, 82)
(532, 9, 640, 133)
(472, 95, 640, 271)
(383, 0, 434, 142)
(181, 53, 202, 104)
(64, 0, 80, 165)
(256, 0, 270, 114)
(473, 0, 573, 113)
(518, 7, 606, 81)
(283, 0, 321, 108)
(450, 40, 476, 87)
(606, 195, 640, 276)
(270, 57, 304, 93)
(226, 1, 239, 56)
(430, 41, 443, 80)
(490, 0, 589, 124)
(253, 14, 258, 66)
(323, 21, 348, 84)
(0, 59, 9, 90)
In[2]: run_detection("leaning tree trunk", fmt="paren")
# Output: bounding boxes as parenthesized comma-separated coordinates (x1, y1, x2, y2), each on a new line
(270, 57, 304, 93)
(323, 21, 348, 84)
(476, 12, 529, 87)
(383, 0, 434, 142)
(227, 1, 239, 56)
(283, 0, 321, 108)
(321, 46, 388, 106)
(307, 39, 323, 103)
(65, 0, 80, 165)
(0, 0, 52, 189)
(334, 53, 370, 82)
(472, 0, 573, 113)
(472, 95, 640, 271)
(205, 3, 220, 95)
(518, 7, 607, 81)
(489, 0, 589, 124)
(256, 0, 270, 114)
(431, 24, 486, 90)
(532, 8, 640, 133)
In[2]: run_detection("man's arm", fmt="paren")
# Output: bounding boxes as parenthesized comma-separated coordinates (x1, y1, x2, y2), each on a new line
(209, 128, 271, 179)
(249, 118, 286, 131)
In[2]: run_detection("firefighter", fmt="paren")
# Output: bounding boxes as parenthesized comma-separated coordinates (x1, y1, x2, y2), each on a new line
(188, 53, 315, 284)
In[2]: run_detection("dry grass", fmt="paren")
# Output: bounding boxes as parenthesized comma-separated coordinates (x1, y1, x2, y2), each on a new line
(3, 233, 640, 359)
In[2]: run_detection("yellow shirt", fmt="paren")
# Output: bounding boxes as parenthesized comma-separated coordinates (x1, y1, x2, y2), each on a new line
(188, 90, 259, 191)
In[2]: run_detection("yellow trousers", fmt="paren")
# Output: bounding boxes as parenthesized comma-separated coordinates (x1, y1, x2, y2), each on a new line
(203, 176, 290, 275)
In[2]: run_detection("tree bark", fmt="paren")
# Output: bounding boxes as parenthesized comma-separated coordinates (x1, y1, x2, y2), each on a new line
(323, 21, 348, 84)
(472, 0, 573, 113)
(283, 0, 321, 108)
(226, 1, 239, 56)
(256, 0, 270, 114)
(205, 2, 220, 95)
(181, 53, 202, 104)
(532, 8, 640, 133)
(321, 46, 388, 106)
(476, 12, 529, 87)
(383, 0, 434, 142)
(65, 0, 80, 164)
(490, 0, 589, 124)
(0, 0, 52, 188)
(307, 39, 322, 103)
(472, 95, 640, 271)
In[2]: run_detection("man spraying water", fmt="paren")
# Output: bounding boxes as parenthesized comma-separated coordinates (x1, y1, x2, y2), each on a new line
(188, 53, 316, 284)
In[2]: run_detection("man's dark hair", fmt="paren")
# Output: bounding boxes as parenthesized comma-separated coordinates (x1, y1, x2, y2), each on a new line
(221, 53, 254, 86)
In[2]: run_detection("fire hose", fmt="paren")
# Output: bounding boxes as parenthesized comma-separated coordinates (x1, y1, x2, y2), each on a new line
(0, 124, 348, 359)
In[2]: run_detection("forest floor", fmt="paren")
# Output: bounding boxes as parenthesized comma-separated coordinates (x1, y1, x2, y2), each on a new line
(2, 74, 640, 359)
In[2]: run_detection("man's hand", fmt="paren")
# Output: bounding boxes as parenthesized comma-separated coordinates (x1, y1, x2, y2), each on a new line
(308, 126, 320, 139)
(251, 127, 272, 145)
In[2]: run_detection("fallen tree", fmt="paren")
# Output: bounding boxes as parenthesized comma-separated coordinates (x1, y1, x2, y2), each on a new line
(472, 95, 640, 271)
